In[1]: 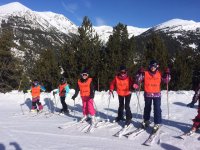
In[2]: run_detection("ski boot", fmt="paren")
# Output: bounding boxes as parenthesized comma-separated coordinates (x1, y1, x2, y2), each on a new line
(141, 120, 150, 129)
(152, 124, 161, 133)
(80, 116, 87, 123)
(125, 119, 132, 127)
(114, 117, 125, 123)
(91, 116, 96, 125)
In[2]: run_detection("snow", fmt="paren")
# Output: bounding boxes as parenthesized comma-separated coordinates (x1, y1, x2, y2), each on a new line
(0, 2, 31, 14)
(154, 19, 200, 32)
(1, 90, 200, 150)
(188, 43, 198, 49)
(93, 26, 149, 43)
(0, 2, 78, 35)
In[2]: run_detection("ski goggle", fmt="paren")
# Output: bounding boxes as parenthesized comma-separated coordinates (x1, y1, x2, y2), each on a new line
(81, 73, 88, 77)
(120, 71, 127, 74)
(33, 81, 39, 86)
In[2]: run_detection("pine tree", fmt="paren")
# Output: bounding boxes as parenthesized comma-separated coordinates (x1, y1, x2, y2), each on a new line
(0, 28, 22, 92)
(60, 16, 103, 89)
(171, 49, 193, 90)
(106, 23, 136, 80)
(31, 49, 60, 90)
(142, 34, 169, 70)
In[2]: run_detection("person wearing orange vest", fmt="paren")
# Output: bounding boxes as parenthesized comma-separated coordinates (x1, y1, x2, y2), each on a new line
(71, 68, 96, 124)
(109, 65, 134, 127)
(135, 60, 171, 132)
(53, 77, 70, 114)
(30, 79, 46, 112)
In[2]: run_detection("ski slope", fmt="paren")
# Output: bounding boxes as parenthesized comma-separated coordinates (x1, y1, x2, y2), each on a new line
(0, 90, 200, 150)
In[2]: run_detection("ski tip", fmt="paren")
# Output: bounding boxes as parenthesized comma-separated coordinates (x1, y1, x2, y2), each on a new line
(143, 142, 151, 146)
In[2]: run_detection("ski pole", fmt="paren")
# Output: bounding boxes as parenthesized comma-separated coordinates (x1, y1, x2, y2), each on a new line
(166, 76, 170, 120)
(73, 100, 77, 121)
(106, 92, 114, 122)
(93, 99, 101, 120)
(47, 93, 52, 113)
(135, 84, 143, 120)
(20, 93, 27, 115)
(53, 94, 58, 113)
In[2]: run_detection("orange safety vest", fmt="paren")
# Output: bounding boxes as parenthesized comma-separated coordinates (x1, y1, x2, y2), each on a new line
(78, 78, 92, 97)
(144, 71, 161, 93)
(116, 77, 130, 96)
(31, 86, 41, 98)
(59, 83, 67, 97)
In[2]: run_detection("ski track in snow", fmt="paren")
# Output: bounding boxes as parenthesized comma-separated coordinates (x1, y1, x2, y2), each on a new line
(1, 90, 200, 150)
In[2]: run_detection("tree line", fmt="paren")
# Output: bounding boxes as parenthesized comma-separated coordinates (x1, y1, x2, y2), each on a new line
(0, 16, 200, 93)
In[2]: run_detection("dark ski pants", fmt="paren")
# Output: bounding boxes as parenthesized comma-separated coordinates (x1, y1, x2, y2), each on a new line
(32, 99, 43, 110)
(143, 97, 162, 124)
(118, 94, 132, 121)
(60, 96, 68, 111)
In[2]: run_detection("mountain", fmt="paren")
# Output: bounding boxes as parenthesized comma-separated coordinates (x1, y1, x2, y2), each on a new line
(93, 25, 149, 43)
(0, 2, 200, 61)
(0, 2, 149, 60)
(140, 19, 200, 50)
(0, 2, 78, 63)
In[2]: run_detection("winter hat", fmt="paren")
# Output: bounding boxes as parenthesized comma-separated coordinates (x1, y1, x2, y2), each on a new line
(60, 77, 66, 83)
(81, 68, 89, 74)
(149, 60, 159, 69)
(119, 65, 127, 71)
(33, 79, 39, 86)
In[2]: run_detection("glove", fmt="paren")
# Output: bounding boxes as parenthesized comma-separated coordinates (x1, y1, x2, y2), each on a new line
(53, 91, 56, 96)
(138, 67, 145, 74)
(164, 67, 170, 74)
(71, 96, 76, 101)
(187, 102, 195, 108)
(133, 84, 139, 89)
(109, 90, 113, 95)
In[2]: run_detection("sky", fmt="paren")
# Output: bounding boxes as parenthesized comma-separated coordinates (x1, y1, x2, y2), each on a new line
(0, 0, 200, 28)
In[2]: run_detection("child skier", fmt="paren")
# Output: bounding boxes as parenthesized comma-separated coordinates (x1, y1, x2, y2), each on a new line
(71, 68, 96, 124)
(187, 82, 200, 133)
(53, 77, 70, 114)
(109, 65, 134, 127)
(135, 60, 170, 132)
(187, 83, 200, 108)
(29, 79, 46, 112)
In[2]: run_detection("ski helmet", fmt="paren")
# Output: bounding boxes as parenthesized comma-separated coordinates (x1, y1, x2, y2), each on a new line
(33, 79, 39, 86)
(60, 77, 66, 84)
(149, 60, 159, 69)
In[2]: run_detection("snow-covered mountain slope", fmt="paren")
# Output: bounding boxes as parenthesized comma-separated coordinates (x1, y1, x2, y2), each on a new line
(0, 2, 78, 34)
(154, 19, 200, 33)
(1, 90, 200, 150)
(141, 19, 200, 49)
(94, 25, 149, 42)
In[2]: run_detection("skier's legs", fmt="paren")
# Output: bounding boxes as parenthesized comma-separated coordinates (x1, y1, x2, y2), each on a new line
(81, 96, 88, 116)
(32, 97, 39, 110)
(118, 95, 125, 119)
(31, 101, 37, 110)
(192, 109, 200, 130)
(36, 99, 43, 110)
(124, 94, 132, 120)
(143, 97, 152, 121)
(87, 98, 96, 116)
(153, 97, 162, 124)
(60, 96, 68, 111)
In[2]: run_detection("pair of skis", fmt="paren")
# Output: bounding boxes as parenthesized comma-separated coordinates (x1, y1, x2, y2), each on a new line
(113, 124, 163, 146)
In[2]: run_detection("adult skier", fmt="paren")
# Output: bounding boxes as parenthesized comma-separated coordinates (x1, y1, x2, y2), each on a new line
(53, 77, 70, 114)
(135, 60, 170, 132)
(71, 68, 96, 124)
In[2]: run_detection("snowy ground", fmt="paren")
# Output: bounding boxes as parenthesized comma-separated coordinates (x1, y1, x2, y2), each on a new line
(0, 90, 200, 150)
